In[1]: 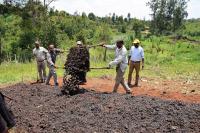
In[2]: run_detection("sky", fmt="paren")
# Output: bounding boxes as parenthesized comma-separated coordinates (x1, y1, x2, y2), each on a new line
(49, 0, 200, 19)
(0, 0, 199, 19)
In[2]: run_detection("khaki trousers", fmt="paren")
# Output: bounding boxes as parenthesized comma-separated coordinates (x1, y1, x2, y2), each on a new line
(113, 66, 130, 93)
(128, 61, 140, 85)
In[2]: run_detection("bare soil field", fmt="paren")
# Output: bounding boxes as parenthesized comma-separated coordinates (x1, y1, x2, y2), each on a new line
(57, 77, 200, 103)
(1, 83, 200, 133)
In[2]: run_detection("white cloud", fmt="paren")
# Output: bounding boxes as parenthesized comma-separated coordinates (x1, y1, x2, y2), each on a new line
(0, 0, 199, 19)
(50, 0, 151, 19)
(50, 0, 200, 19)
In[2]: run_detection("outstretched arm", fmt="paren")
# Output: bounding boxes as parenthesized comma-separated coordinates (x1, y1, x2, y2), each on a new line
(100, 42, 116, 50)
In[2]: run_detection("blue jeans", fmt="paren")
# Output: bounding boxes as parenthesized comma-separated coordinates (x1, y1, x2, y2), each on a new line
(46, 65, 58, 86)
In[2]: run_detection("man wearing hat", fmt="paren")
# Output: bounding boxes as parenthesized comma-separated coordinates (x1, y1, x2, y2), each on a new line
(101, 40, 131, 94)
(33, 40, 48, 83)
(128, 39, 144, 87)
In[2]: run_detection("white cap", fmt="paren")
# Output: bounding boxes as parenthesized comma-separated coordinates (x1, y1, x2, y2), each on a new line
(35, 41, 40, 44)
(77, 41, 82, 45)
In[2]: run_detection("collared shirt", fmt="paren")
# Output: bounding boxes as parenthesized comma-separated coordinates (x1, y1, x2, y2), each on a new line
(49, 48, 61, 64)
(33, 47, 48, 62)
(105, 44, 128, 72)
(129, 46, 144, 62)
(46, 52, 54, 67)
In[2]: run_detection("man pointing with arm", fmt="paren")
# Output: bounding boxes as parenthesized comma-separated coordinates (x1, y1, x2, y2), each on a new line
(102, 40, 131, 94)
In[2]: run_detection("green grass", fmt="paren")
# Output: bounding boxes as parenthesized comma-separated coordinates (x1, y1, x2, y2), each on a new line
(0, 37, 200, 85)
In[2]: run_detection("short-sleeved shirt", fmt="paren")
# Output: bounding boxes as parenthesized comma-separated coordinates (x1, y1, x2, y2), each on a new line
(33, 47, 48, 62)
(129, 46, 144, 62)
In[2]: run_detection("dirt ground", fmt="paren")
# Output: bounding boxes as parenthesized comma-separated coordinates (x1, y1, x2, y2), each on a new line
(53, 77, 200, 103)
(1, 83, 200, 133)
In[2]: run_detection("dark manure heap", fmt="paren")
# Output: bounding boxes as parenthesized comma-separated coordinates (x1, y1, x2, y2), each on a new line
(62, 46, 90, 95)
(1, 83, 200, 133)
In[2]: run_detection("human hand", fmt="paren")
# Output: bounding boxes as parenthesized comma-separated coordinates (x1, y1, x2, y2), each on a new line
(54, 65, 58, 69)
(142, 65, 144, 70)
(99, 42, 106, 47)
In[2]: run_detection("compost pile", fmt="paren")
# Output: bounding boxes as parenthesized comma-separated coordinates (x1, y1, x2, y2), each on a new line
(62, 46, 90, 95)
(1, 83, 200, 133)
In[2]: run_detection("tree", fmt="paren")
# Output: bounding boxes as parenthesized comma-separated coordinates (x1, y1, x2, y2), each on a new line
(132, 19, 145, 38)
(147, 0, 189, 35)
(111, 13, 116, 24)
(127, 13, 131, 21)
(172, 0, 188, 31)
(88, 12, 96, 21)
(118, 16, 124, 24)
(82, 12, 87, 18)
(0, 18, 6, 64)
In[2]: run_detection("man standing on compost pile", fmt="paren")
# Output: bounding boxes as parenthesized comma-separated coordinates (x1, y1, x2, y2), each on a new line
(128, 39, 144, 87)
(45, 44, 64, 86)
(65, 41, 90, 85)
(0, 92, 15, 133)
(101, 40, 131, 94)
(33, 41, 48, 83)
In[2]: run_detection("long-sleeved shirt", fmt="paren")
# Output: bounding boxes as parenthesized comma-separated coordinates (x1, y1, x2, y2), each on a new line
(49, 48, 61, 64)
(105, 44, 128, 72)
(46, 52, 54, 67)
(129, 46, 144, 62)
(33, 47, 48, 62)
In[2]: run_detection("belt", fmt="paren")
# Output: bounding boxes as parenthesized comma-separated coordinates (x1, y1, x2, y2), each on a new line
(131, 61, 140, 63)
(37, 59, 45, 62)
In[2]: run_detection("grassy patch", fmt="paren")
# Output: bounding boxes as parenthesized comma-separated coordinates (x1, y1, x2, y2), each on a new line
(0, 37, 200, 85)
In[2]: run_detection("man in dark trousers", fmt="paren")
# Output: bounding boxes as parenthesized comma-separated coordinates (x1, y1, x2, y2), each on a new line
(45, 44, 64, 86)
(0, 92, 15, 133)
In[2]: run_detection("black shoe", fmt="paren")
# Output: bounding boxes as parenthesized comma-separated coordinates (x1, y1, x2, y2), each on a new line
(55, 83, 59, 86)
(133, 84, 139, 87)
(126, 91, 132, 94)
(128, 83, 133, 88)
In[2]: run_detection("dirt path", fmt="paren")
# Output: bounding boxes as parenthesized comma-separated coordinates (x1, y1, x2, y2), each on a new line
(51, 77, 200, 103)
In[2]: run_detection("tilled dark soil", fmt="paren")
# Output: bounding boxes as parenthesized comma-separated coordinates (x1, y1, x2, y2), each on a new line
(1, 83, 200, 133)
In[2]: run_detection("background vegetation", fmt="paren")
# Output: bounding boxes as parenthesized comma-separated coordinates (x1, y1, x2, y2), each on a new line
(0, 0, 200, 84)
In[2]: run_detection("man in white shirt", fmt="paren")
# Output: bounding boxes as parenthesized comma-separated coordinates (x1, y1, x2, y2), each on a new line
(33, 41, 48, 83)
(102, 40, 131, 94)
(128, 39, 144, 87)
